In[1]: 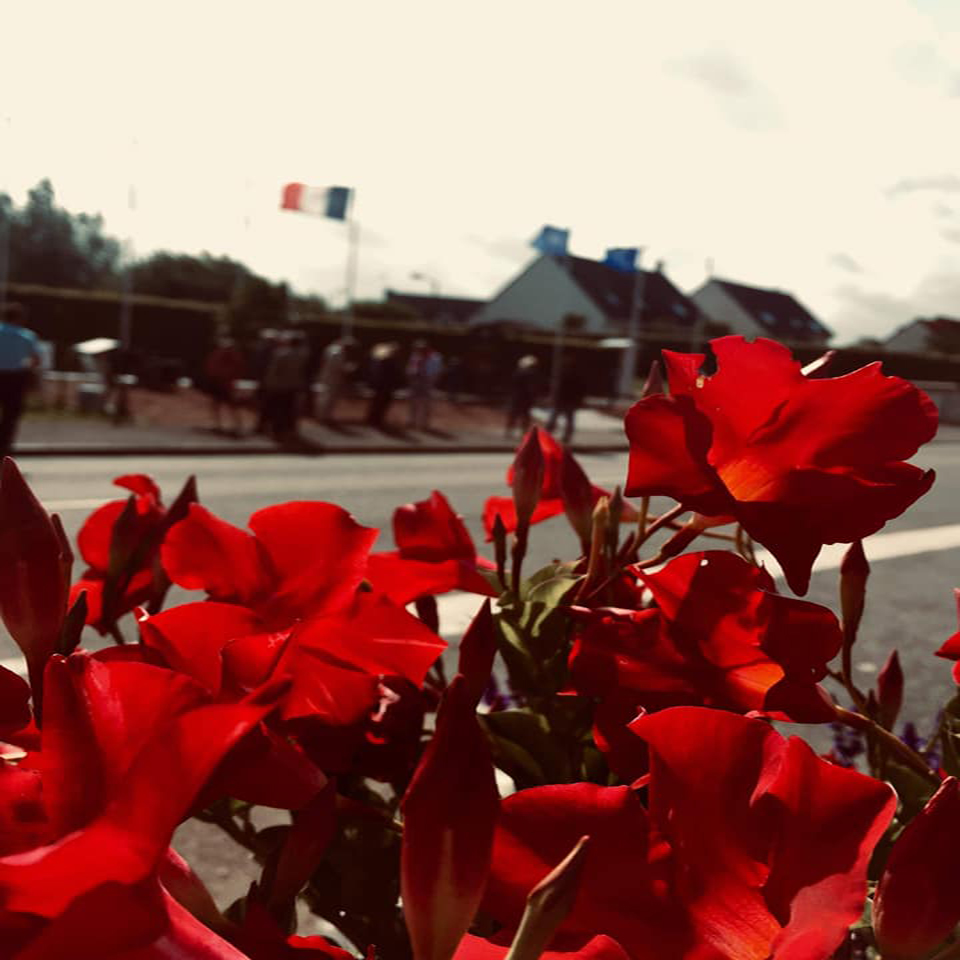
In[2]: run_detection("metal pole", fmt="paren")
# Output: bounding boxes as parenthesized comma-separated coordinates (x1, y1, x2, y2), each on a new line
(549, 253, 572, 408)
(0, 208, 8, 318)
(617, 249, 645, 399)
(115, 177, 136, 424)
(343, 219, 359, 338)
(0, 116, 11, 316)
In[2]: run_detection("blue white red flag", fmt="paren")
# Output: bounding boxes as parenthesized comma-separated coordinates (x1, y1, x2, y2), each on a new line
(281, 183, 352, 220)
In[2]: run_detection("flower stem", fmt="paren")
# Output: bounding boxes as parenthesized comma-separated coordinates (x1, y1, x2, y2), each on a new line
(834, 706, 940, 787)
(635, 504, 687, 550)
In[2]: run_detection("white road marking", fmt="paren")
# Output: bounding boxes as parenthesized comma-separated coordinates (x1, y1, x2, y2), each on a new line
(0, 656, 25, 678)
(756, 522, 960, 579)
(41, 498, 110, 511)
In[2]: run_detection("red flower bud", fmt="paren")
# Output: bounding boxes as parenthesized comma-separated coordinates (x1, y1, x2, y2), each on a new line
(559, 449, 595, 548)
(401, 675, 499, 960)
(640, 359, 664, 398)
(511, 428, 545, 532)
(0, 458, 72, 713)
(506, 836, 591, 960)
(458, 600, 497, 708)
(874, 777, 960, 960)
(876, 649, 904, 730)
(840, 540, 869, 648)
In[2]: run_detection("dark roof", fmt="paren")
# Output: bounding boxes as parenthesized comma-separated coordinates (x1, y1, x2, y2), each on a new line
(560, 256, 699, 327)
(386, 290, 484, 325)
(711, 277, 831, 341)
(918, 315, 960, 334)
(910, 316, 960, 353)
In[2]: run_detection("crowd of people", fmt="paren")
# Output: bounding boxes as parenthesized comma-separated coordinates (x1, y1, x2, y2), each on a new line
(0, 304, 592, 456)
(202, 332, 452, 440)
(203, 332, 588, 444)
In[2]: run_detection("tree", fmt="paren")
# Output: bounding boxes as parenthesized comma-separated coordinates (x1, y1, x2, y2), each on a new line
(130, 251, 290, 337)
(0, 179, 121, 289)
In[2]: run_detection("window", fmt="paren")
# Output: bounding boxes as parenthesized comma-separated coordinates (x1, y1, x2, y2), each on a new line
(759, 310, 777, 327)
(672, 302, 689, 317)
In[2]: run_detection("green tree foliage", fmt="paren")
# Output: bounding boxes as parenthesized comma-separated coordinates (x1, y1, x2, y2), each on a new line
(130, 251, 292, 337)
(0, 179, 121, 289)
(0, 180, 305, 337)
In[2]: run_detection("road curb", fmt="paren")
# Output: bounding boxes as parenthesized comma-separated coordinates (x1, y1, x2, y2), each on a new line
(12, 442, 631, 458)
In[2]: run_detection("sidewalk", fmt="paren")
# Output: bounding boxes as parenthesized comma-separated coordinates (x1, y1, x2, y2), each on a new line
(14, 388, 631, 456)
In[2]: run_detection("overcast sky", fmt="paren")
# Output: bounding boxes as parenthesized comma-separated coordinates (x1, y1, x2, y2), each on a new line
(2, 0, 958, 344)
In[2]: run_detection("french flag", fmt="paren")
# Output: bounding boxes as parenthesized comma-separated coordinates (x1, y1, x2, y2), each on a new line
(281, 183, 352, 220)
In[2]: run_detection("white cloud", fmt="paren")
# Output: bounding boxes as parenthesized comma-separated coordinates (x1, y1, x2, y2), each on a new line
(1, 0, 959, 342)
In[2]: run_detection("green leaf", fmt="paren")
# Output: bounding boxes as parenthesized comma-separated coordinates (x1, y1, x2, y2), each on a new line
(496, 617, 540, 694)
(480, 709, 574, 789)
(885, 759, 937, 823)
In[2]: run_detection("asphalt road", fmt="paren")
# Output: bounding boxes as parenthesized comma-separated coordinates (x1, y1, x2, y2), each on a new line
(10, 443, 960, 732)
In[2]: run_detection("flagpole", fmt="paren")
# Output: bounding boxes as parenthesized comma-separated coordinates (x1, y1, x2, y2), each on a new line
(548, 248, 572, 412)
(617, 249, 644, 399)
(0, 116, 10, 316)
(343, 218, 359, 339)
(115, 177, 137, 424)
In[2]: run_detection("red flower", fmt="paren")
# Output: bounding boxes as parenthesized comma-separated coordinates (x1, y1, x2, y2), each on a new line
(569, 551, 841, 777)
(935, 588, 960, 682)
(139, 592, 445, 777)
(161, 501, 377, 625)
(483, 428, 623, 540)
(71, 474, 197, 633)
(624, 337, 937, 593)
(366, 491, 497, 605)
(401, 674, 500, 960)
(874, 777, 960, 960)
(0, 653, 286, 955)
(481, 707, 894, 960)
(0, 459, 73, 711)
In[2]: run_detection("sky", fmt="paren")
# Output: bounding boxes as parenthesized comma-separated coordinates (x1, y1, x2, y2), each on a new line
(1, 0, 958, 344)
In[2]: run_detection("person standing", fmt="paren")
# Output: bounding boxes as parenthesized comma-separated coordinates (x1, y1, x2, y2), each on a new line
(406, 339, 444, 431)
(505, 354, 540, 437)
(251, 328, 279, 434)
(0, 304, 40, 459)
(261, 330, 309, 441)
(547, 356, 586, 445)
(315, 336, 356, 424)
(365, 341, 404, 429)
(203, 336, 246, 434)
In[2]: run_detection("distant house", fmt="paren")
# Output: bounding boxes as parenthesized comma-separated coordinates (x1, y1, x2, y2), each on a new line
(886, 316, 960, 354)
(385, 290, 485, 326)
(690, 277, 832, 345)
(467, 255, 703, 337)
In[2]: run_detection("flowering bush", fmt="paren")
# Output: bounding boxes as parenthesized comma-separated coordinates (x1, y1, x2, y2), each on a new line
(0, 335, 957, 959)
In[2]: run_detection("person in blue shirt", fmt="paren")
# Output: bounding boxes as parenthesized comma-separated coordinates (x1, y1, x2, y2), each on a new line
(0, 303, 40, 458)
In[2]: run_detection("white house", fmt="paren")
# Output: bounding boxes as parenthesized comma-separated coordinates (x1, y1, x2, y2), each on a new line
(886, 316, 960, 354)
(690, 277, 831, 346)
(469, 254, 703, 337)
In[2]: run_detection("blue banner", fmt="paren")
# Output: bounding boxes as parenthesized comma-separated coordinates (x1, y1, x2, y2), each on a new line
(531, 225, 569, 256)
(603, 247, 639, 273)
